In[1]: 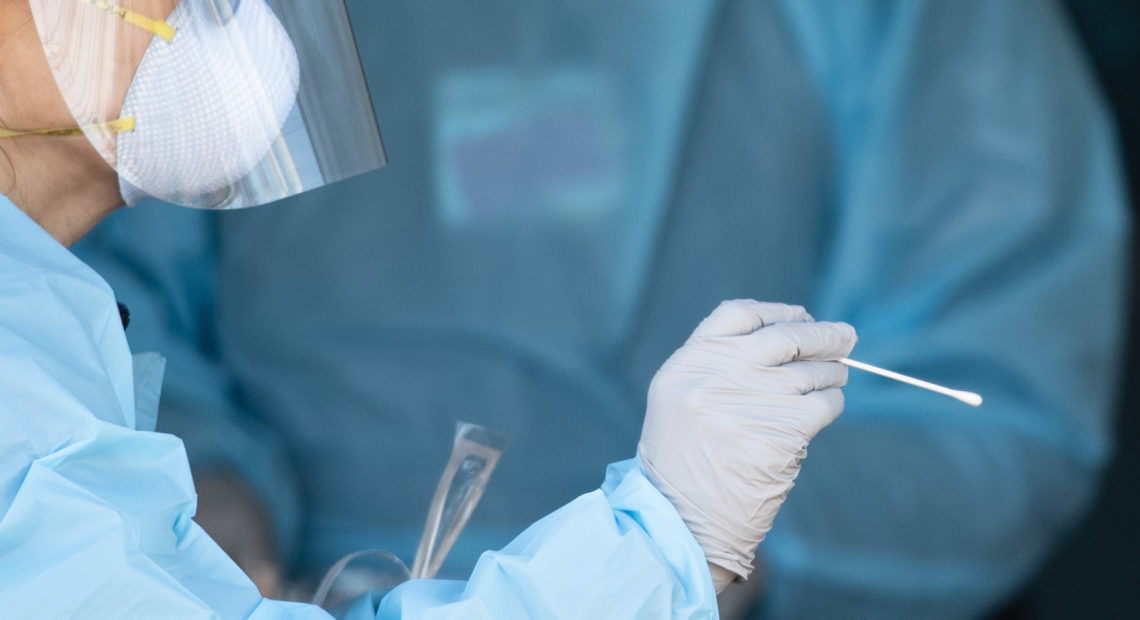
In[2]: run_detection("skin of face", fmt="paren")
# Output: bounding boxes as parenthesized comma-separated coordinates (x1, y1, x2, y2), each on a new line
(0, 0, 176, 245)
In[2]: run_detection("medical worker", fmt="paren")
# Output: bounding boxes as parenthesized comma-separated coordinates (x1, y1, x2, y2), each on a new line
(74, 0, 1133, 617)
(0, 0, 857, 617)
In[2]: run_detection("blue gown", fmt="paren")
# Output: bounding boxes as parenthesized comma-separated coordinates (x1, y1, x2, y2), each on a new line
(0, 195, 717, 617)
(73, 0, 1131, 617)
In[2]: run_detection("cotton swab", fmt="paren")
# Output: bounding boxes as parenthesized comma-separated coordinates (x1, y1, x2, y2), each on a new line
(838, 358, 983, 407)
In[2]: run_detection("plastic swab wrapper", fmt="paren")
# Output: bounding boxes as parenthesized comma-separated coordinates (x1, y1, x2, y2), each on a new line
(411, 422, 509, 580)
(838, 358, 983, 407)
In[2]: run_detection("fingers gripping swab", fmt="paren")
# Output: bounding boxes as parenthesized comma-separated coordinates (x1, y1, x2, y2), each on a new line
(838, 358, 983, 407)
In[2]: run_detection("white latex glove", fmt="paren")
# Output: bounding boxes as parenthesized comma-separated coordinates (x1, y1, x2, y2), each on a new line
(639, 300, 856, 581)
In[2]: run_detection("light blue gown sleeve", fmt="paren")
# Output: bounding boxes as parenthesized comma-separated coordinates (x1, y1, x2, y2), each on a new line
(372, 459, 718, 619)
(72, 204, 303, 562)
(761, 1, 1131, 617)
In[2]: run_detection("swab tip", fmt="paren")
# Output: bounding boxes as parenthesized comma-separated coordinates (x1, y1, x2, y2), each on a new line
(956, 391, 984, 407)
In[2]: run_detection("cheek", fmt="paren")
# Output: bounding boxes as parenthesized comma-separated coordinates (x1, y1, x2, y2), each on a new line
(3, 18, 77, 129)
(27, 0, 166, 161)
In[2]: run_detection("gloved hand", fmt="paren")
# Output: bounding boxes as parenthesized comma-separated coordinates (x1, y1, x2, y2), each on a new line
(639, 300, 856, 583)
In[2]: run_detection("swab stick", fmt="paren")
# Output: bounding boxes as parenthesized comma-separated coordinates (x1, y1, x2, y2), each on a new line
(838, 358, 983, 407)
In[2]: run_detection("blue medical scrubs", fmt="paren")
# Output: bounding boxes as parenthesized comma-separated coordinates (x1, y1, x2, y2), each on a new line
(74, 0, 1131, 617)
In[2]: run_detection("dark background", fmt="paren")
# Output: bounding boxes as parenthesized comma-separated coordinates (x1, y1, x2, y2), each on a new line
(998, 2, 1140, 618)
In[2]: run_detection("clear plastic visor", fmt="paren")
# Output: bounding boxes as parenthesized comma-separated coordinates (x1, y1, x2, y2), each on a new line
(28, 0, 386, 208)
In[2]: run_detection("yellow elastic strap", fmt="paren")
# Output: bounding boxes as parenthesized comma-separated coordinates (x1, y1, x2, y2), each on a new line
(77, 0, 178, 42)
(0, 116, 137, 139)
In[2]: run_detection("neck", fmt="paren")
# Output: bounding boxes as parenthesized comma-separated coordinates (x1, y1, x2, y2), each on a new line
(4, 166, 123, 247)
(0, 131, 125, 247)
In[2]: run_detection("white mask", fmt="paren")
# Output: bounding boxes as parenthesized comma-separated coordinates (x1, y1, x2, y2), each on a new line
(116, 0, 301, 206)
(27, 0, 385, 209)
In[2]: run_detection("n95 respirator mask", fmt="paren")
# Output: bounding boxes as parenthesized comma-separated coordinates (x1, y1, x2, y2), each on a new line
(26, 0, 387, 209)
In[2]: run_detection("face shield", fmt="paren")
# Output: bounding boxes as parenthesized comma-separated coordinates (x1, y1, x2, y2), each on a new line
(26, 0, 387, 209)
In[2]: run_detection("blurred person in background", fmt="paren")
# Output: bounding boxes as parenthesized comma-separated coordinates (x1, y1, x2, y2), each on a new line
(995, 1, 1140, 617)
(76, 0, 1132, 617)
